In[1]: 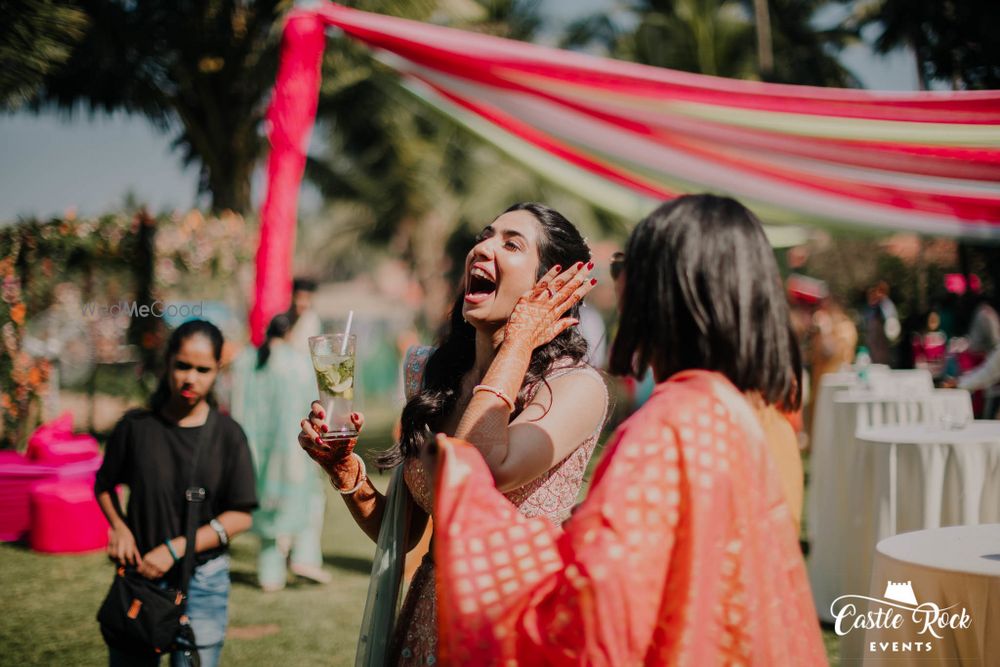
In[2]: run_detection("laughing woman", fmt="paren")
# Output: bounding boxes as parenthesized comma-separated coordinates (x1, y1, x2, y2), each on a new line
(298, 203, 609, 666)
(426, 195, 827, 666)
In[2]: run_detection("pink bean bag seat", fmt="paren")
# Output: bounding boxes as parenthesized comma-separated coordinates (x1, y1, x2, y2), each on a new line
(30, 479, 108, 553)
(0, 413, 103, 543)
(27, 411, 99, 464)
(0, 453, 56, 542)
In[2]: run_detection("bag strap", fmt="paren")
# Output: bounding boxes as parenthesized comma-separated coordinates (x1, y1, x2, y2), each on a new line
(178, 409, 216, 595)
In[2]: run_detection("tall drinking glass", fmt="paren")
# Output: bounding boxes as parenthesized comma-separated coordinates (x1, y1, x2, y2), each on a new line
(308, 333, 358, 440)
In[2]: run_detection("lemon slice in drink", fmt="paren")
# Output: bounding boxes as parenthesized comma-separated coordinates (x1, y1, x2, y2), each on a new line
(331, 376, 353, 394)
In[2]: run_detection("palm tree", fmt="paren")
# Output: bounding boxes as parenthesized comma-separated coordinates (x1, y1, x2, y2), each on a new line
(562, 0, 858, 87)
(752, 0, 773, 78)
(0, 0, 88, 110)
(762, 0, 859, 86)
(853, 0, 999, 90)
(27, 0, 292, 214)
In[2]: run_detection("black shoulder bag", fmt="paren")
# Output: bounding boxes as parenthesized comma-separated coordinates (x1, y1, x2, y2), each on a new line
(97, 409, 217, 665)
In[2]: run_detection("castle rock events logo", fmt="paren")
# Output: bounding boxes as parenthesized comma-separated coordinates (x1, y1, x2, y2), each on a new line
(831, 581, 972, 655)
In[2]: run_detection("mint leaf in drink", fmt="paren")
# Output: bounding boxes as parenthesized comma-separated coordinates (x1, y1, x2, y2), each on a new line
(315, 366, 342, 395)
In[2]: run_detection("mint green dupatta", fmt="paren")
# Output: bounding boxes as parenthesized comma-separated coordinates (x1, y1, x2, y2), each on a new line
(354, 463, 410, 667)
(356, 345, 431, 666)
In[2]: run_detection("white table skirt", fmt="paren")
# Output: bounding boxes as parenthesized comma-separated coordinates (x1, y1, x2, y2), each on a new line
(844, 420, 1000, 608)
(806, 379, 966, 623)
(838, 525, 1000, 665)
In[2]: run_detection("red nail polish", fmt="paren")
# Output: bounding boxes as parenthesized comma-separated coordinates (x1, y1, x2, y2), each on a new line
(590, 278, 597, 285)
(575, 262, 584, 270)
(553, 265, 561, 272)
(321, 424, 328, 432)
(587, 261, 594, 270)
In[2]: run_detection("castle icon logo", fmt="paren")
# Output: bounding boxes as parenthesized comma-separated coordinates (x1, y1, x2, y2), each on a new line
(883, 580, 918, 606)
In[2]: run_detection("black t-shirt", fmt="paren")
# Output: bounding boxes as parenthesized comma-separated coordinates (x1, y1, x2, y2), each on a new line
(95, 407, 258, 568)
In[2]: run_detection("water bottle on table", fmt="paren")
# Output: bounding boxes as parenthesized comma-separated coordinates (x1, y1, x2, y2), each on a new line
(855, 345, 872, 389)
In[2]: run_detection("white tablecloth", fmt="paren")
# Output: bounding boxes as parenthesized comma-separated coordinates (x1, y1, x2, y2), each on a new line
(806, 374, 963, 623)
(844, 420, 1000, 610)
(840, 525, 1000, 665)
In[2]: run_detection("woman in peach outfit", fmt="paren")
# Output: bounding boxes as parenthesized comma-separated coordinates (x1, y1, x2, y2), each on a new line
(426, 195, 827, 666)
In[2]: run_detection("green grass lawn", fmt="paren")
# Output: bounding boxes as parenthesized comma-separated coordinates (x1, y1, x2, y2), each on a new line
(0, 473, 386, 667)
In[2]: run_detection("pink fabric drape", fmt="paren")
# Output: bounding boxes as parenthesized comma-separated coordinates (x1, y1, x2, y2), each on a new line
(251, 2, 1000, 341)
(249, 11, 326, 346)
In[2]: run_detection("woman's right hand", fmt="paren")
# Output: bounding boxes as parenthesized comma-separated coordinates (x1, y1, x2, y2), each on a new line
(107, 523, 142, 567)
(299, 402, 365, 488)
(503, 261, 596, 354)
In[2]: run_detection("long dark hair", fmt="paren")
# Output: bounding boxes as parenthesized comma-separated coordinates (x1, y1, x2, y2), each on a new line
(148, 319, 225, 413)
(380, 203, 592, 468)
(257, 314, 293, 369)
(609, 194, 802, 410)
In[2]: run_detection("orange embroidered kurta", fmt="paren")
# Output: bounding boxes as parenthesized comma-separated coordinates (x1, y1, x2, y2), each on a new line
(432, 370, 827, 666)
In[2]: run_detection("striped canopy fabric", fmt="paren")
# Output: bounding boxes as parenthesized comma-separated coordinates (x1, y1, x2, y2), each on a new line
(249, 2, 1000, 344)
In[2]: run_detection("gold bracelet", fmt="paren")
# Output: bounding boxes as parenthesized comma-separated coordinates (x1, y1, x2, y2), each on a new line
(472, 384, 515, 411)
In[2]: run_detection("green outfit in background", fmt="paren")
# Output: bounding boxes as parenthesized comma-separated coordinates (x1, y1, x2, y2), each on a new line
(231, 341, 325, 589)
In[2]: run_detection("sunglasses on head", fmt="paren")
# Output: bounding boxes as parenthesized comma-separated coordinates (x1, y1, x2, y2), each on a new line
(610, 252, 625, 280)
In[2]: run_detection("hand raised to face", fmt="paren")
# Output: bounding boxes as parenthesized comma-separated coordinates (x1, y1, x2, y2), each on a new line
(503, 261, 596, 353)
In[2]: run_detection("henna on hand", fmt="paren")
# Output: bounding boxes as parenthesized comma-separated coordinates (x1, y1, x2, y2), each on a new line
(503, 261, 597, 352)
(299, 406, 365, 487)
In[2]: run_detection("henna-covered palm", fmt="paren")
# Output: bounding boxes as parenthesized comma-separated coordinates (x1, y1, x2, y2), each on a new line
(503, 261, 597, 353)
(299, 403, 364, 485)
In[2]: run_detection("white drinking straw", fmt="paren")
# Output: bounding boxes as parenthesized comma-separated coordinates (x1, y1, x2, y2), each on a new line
(340, 310, 354, 355)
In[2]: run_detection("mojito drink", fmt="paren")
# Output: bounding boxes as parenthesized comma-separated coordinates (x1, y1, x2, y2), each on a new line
(309, 334, 357, 440)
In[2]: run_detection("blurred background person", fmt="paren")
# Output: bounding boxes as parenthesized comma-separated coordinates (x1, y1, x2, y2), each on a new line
(954, 344, 1000, 418)
(942, 290, 1000, 417)
(786, 273, 825, 439)
(231, 314, 327, 591)
(964, 292, 1000, 358)
(910, 308, 948, 377)
(95, 320, 257, 667)
(806, 294, 857, 427)
(285, 277, 321, 348)
(863, 280, 900, 366)
(280, 276, 330, 584)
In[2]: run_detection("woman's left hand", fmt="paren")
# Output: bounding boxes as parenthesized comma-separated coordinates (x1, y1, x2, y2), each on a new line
(504, 261, 596, 353)
(137, 543, 175, 580)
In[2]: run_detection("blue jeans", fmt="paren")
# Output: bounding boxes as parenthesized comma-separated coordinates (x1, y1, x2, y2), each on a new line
(107, 554, 231, 667)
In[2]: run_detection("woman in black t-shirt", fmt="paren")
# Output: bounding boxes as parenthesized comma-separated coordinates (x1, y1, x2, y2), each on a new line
(95, 319, 258, 667)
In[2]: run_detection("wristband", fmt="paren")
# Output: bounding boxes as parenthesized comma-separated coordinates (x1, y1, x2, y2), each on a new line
(209, 518, 229, 547)
(164, 539, 180, 563)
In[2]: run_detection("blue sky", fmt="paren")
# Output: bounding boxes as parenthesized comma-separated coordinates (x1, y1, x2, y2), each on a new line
(0, 1, 921, 223)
